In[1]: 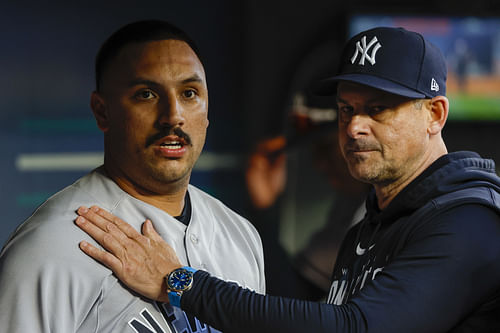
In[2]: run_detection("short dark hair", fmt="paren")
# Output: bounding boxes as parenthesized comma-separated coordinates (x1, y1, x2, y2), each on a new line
(95, 20, 203, 91)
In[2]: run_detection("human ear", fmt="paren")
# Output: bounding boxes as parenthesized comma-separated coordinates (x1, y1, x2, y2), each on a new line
(90, 91, 110, 132)
(427, 96, 449, 135)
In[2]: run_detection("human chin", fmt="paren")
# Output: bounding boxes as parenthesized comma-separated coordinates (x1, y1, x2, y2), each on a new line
(147, 161, 192, 184)
(346, 159, 377, 183)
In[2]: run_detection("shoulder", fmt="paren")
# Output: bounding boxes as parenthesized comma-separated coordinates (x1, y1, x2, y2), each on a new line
(404, 184, 500, 241)
(430, 203, 500, 246)
(0, 171, 114, 284)
(417, 202, 500, 235)
(0, 185, 112, 330)
(0, 206, 109, 325)
(404, 203, 500, 275)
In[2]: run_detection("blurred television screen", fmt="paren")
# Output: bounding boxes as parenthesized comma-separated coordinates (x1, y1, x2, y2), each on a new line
(349, 14, 500, 121)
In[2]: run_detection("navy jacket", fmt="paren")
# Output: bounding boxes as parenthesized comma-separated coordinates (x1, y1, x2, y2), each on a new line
(182, 151, 500, 332)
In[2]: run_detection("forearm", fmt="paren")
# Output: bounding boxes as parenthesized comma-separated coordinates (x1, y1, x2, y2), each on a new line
(181, 271, 367, 333)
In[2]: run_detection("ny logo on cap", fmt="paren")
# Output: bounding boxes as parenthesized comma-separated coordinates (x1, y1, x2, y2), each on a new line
(351, 36, 382, 66)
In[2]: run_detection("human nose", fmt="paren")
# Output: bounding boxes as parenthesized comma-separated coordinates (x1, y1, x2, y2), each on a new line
(158, 96, 185, 128)
(344, 114, 370, 139)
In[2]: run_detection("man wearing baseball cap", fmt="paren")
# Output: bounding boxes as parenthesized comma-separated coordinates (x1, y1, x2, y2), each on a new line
(75, 27, 500, 332)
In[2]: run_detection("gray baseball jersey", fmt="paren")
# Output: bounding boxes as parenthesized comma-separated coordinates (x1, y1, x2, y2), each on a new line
(0, 167, 265, 332)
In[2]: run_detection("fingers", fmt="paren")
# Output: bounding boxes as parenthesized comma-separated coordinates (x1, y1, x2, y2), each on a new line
(77, 206, 139, 239)
(75, 215, 127, 256)
(79, 240, 123, 272)
(142, 220, 175, 252)
(92, 206, 140, 239)
(77, 213, 183, 302)
(76, 206, 157, 254)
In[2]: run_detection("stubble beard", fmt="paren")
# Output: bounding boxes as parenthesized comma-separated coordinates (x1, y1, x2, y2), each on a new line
(143, 154, 195, 187)
(345, 153, 399, 186)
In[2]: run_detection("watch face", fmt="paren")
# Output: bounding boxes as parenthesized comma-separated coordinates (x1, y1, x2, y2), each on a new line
(167, 268, 194, 292)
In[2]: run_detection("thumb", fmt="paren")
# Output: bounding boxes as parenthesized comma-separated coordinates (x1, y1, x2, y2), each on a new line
(142, 219, 162, 241)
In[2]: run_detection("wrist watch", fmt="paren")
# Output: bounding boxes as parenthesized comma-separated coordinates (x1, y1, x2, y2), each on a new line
(165, 266, 197, 307)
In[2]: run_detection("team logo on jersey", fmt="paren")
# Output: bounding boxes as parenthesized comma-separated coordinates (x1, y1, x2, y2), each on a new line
(431, 78, 440, 92)
(128, 304, 221, 333)
(350, 36, 382, 66)
(327, 257, 387, 305)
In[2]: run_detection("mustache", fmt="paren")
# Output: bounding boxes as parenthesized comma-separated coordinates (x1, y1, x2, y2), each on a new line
(145, 126, 192, 148)
(343, 139, 381, 152)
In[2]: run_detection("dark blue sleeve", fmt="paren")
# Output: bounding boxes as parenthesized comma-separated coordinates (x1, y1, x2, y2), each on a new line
(181, 205, 500, 332)
(182, 270, 367, 333)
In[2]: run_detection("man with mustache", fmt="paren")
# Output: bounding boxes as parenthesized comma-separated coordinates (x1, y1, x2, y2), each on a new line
(0, 20, 265, 332)
(74, 27, 500, 332)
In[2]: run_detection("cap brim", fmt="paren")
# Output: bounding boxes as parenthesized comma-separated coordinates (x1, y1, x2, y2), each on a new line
(314, 73, 426, 98)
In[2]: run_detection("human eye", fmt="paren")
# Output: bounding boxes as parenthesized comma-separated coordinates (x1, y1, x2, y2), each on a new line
(182, 88, 197, 99)
(338, 104, 353, 118)
(134, 89, 157, 100)
(368, 105, 388, 117)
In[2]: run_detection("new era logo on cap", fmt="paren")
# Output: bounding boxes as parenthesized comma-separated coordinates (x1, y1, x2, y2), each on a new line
(431, 78, 439, 92)
(316, 27, 447, 98)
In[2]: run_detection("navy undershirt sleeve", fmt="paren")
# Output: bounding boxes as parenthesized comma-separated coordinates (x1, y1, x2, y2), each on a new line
(182, 270, 366, 333)
(181, 205, 500, 332)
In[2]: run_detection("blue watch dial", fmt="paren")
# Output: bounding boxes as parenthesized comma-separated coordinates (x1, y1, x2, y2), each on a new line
(167, 267, 194, 292)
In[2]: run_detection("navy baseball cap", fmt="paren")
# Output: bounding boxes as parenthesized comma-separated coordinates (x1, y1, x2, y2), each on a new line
(316, 27, 447, 98)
